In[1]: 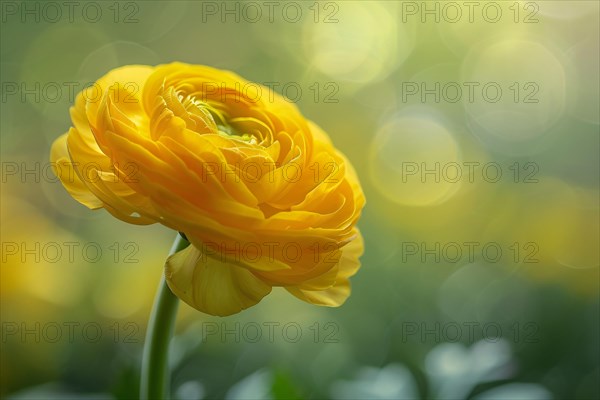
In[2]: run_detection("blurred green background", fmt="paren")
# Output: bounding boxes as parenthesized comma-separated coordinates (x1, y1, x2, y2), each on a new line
(1, 1, 598, 399)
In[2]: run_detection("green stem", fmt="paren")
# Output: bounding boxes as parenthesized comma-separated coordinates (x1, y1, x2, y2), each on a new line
(140, 233, 189, 400)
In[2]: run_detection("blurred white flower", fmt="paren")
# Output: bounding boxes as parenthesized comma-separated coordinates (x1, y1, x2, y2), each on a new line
(175, 381, 204, 400)
(330, 340, 553, 400)
(330, 364, 418, 400)
(425, 339, 514, 399)
(473, 383, 553, 400)
(226, 369, 273, 400)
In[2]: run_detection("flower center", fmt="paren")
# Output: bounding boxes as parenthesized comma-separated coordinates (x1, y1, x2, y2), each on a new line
(183, 93, 257, 144)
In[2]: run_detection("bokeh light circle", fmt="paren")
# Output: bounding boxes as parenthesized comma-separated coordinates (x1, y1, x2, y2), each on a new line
(461, 37, 566, 155)
(303, 2, 413, 83)
(536, 1, 599, 20)
(369, 112, 462, 207)
(19, 25, 109, 121)
(77, 41, 159, 83)
(566, 36, 600, 124)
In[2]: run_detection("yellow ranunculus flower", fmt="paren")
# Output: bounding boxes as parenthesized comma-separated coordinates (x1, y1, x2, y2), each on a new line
(50, 63, 365, 316)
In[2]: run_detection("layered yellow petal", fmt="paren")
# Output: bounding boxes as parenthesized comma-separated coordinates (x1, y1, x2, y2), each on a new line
(285, 230, 364, 307)
(165, 244, 272, 316)
(50, 132, 103, 209)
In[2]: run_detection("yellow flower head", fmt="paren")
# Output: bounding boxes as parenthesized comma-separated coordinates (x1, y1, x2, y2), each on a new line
(50, 63, 365, 316)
